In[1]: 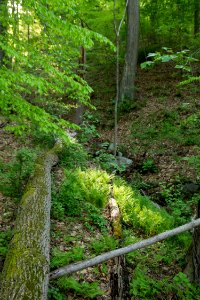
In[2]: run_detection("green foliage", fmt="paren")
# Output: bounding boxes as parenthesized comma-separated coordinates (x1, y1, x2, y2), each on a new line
(56, 277, 104, 299)
(0, 230, 13, 258)
(83, 203, 109, 233)
(130, 267, 200, 300)
(52, 168, 111, 218)
(124, 229, 191, 268)
(183, 154, 200, 176)
(130, 106, 200, 154)
(0, 0, 114, 140)
(48, 286, 65, 300)
(0, 148, 37, 199)
(78, 112, 100, 143)
(140, 158, 158, 174)
(59, 141, 88, 169)
(94, 151, 126, 173)
(90, 236, 118, 255)
(113, 177, 174, 235)
(160, 182, 199, 225)
(141, 48, 200, 86)
(50, 247, 84, 269)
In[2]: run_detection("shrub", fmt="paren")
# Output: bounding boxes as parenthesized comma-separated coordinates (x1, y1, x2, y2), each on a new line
(52, 168, 111, 218)
(50, 247, 84, 269)
(113, 177, 174, 235)
(0, 148, 37, 199)
(56, 277, 104, 299)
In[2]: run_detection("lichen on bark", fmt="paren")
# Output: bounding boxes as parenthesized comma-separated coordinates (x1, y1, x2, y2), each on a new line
(0, 143, 61, 300)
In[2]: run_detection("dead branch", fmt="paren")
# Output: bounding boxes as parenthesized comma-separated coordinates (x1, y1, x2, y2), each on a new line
(50, 219, 200, 280)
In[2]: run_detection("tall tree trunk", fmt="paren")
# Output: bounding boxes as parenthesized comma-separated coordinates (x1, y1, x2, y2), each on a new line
(120, 0, 139, 102)
(194, 0, 200, 36)
(74, 45, 86, 125)
(0, 0, 7, 65)
(0, 144, 60, 300)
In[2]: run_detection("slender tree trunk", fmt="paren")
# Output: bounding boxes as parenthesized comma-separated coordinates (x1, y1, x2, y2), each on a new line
(113, 0, 129, 157)
(120, 0, 139, 102)
(74, 45, 86, 125)
(194, 0, 200, 36)
(0, 0, 7, 65)
(0, 144, 61, 300)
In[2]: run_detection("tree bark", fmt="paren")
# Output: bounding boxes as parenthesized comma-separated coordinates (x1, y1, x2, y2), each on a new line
(109, 197, 130, 299)
(194, 0, 200, 36)
(0, 144, 61, 300)
(0, 0, 7, 65)
(120, 0, 139, 102)
(50, 218, 200, 280)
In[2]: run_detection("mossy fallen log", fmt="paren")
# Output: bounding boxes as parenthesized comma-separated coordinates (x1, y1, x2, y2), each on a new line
(0, 144, 61, 300)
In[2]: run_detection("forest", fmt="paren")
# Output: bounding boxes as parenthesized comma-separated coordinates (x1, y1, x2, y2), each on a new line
(0, 0, 200, 299)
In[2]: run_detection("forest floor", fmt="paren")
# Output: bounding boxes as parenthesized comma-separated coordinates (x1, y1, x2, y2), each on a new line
(0, 63, 200, 299)
(95, 62, 200, 198)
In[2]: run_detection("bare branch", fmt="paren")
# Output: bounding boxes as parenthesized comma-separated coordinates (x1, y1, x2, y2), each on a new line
(50, 219, 200, 280)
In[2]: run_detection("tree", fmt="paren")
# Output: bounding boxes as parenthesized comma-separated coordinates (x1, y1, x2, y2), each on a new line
(0, 144, 61, 300)
(120, 0, 139, 102)
(194, 0, 200, 36)
(0, 0, 114, 140)
(0, 0, 7, 65)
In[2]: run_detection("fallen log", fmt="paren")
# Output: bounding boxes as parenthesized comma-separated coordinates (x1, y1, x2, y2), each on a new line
(50, 218, 200, 280)
(0, 143, 61, 300)
(109, 198, 130, 300)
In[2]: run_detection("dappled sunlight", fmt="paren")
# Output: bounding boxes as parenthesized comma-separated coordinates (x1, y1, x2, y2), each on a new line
(113, 178, 174, 235)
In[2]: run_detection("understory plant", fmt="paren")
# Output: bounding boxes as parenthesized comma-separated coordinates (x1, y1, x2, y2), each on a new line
(0, 148, 37, 199)
(130, 267, 200, 300)
(113, 177, 174, 235)
(52, 168, 111, 218)
(49, 277, 104, 300)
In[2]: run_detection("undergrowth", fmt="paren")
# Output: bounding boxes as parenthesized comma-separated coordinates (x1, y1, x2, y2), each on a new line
(113, 177, 174, 235)
(52, 168, 111, 219)
(0, 148, 38, 199)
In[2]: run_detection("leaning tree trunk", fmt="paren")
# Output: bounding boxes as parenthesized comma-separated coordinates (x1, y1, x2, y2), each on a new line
(119, 0, 139, 102)
(0, 144, 61, 300)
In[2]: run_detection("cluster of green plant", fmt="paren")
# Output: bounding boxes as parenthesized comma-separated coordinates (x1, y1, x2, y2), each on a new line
(130, 267, 200, 300)
(83, 203, 109, 233)
(0, 0, 114, 141)
(49, 277, 103, 299)
(0, 230, 13, 258)
(160, 181, 200, 225)
(59, 141, 88, 169)
(140, 158, 158, 174)
(113, 177, 174, 235)
(141, 47, 200, 90)
(78, 112, 100, 143)
(141, 48, 199, 72)
(52, 168, 111, 218)
(90, 235, 118, 255)
(94, 151, 126, 173)
(50, 247, 84, 269)
(130, 106, 200, 154)
(122, 227, 193, 299)
(0, 148, 38, 199)
(183, 153, 200, 176)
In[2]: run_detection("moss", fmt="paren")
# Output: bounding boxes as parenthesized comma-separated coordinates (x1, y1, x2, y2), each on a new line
(0, 143, 61, 299)
(112, 219, 122, 238)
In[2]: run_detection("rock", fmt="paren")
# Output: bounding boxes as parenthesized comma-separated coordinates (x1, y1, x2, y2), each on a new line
(108, 143, 115, 152)
(116, 156, 133, 168)
(182, 183, 200, 195)
(151, 201, 161, 209)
